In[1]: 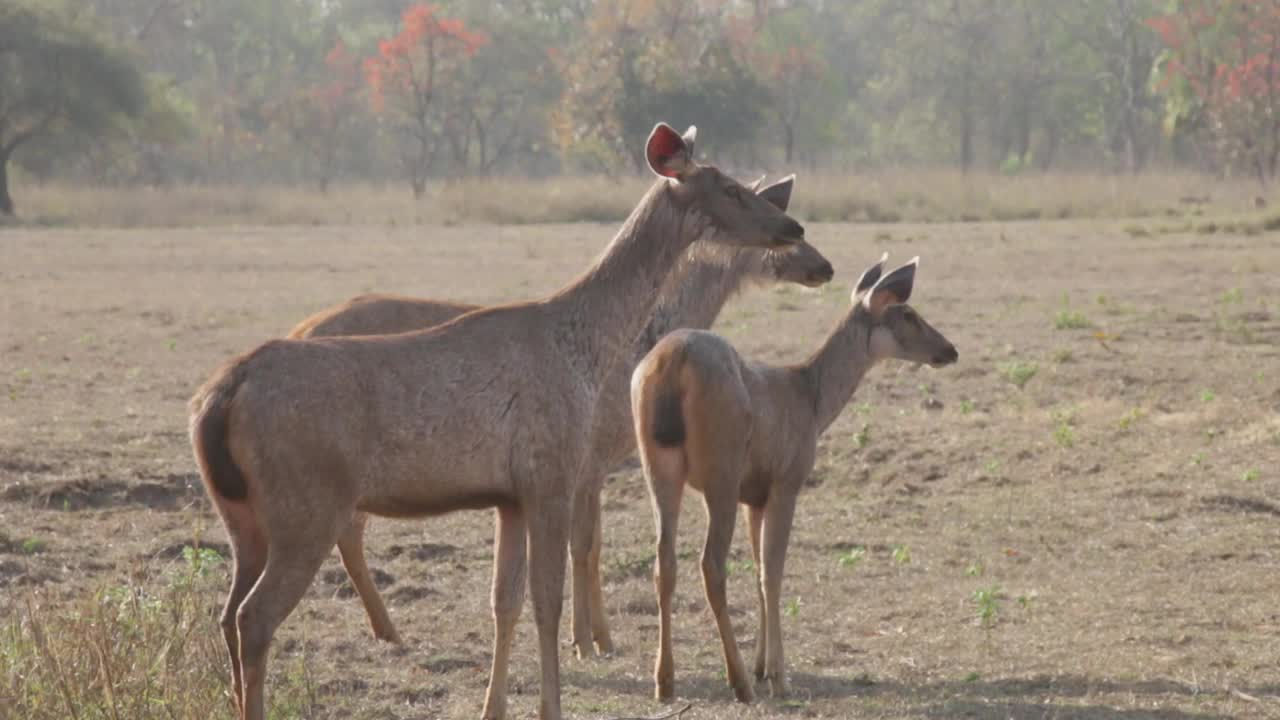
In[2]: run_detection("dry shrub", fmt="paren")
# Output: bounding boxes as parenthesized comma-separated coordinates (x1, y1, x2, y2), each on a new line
(0, 547, 318, 720)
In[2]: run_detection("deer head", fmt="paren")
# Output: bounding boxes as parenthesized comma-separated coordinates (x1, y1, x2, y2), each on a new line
(854, 254, 958, 368)
(646, 122, 806, 249)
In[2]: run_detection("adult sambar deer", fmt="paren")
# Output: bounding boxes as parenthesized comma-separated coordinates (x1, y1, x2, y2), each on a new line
(631, 254, 957, 703)
(189, 122, 807, 720)
(288, 175, 833, 659)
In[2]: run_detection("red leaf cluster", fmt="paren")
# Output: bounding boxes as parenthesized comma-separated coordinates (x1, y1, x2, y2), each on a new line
(362, 3, 488, 112)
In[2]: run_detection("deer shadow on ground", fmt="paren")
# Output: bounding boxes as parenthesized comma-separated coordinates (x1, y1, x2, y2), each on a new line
(572, 667, 1274, 719)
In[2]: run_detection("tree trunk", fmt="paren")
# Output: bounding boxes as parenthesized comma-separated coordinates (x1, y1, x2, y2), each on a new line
(1039, 125, 1059, 172)
(0, 151, 14, 216)
(960, 109, 974, 175)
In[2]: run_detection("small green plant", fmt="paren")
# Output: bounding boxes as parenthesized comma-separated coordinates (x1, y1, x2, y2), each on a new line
(1017, 593, 1033, 610)
(965, 560, 984, 577)
(1118, 407, 1144, 431)
(855, 401, 874, 416)
(963, 671, 982, 683)
(983, 459, 1001, 475)
(1191, 451, 1206, 466)
(972, 585, 1003, 627)
(1051, 348, 1074, 364)
(1053, 421, 1076, 448)
(726, 558, 755, 575)
(1000, 360, 1038, 388)
(783, 597, 801, 617)
(838, 546, 867, 569)
(853, 422, 871, 449)
(891, 544, 912, 565)
(1200, 388, 1216, 402)
(1051, 407, 1077, 448)
(20, 537, 46, 554)
(1054, 309, 1090, 330)
(1220, 287, 1244, 304)
(1242, 468, 1260, 482)
(959, 398, 975, 414)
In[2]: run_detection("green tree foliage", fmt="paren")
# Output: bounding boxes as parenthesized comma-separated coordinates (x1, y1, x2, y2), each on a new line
(1150, 0, 1280, 185)
(8, 0, 1268, 192)
(0, 1, 146, 213)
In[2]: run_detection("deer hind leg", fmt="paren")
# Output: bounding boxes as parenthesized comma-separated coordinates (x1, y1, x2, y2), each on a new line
(759, 492, 798, 698)
(235, 498, 352, 720)
(699, 474, 753, 704)
(569, 479, 600, 659)
(482, 504, 527, 720)
(746, 504, 767, 682)
(217, 501, 267, 717)
(337, 511, 401, 643)
(646, 446, 686, 701)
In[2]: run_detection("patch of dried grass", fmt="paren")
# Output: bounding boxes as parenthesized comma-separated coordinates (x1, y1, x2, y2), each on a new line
(5, 169, 1261, 228)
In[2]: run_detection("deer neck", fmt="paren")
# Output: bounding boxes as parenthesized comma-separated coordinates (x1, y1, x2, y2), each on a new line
(636, 247, 768, 360)
(549, 179, 713, 384)
(800, 304, 877, 434)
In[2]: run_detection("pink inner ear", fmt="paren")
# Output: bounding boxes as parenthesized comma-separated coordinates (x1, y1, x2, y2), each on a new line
(646, 126, 685, 177)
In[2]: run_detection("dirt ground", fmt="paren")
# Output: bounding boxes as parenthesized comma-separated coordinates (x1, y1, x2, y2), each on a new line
(1, 219, 1278, 719)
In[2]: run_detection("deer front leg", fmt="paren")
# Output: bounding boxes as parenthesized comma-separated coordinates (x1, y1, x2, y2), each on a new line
(527, 493, 571, 720)
(701, 487, 753, 703)
(759, 492, 798, 698)
(745, 504, 767, 682)
(569, 479, 601, 659)
(481, 504, 527, 720)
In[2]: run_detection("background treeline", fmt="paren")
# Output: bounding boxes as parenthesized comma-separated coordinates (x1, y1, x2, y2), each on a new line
(3, 0, 1279, 215)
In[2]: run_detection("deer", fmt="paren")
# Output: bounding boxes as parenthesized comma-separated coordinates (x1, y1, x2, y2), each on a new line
(286, 175, 834, 659)
(188, 121, 809, 720)
(630, 254, 958, 704)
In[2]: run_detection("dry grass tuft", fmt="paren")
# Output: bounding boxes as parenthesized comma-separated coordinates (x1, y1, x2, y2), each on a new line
(0, 546, 318, 720)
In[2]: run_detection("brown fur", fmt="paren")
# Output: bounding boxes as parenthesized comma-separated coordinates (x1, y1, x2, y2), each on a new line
(631, 255, 957, 703)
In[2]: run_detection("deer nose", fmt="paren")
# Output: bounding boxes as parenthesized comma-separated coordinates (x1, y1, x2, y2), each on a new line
(811, 260, 834, 282)
(933, 345, 959, 365)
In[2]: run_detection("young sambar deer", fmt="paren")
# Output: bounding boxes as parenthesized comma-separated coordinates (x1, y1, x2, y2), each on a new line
(287, 175, 833, 657)
(631, 254, 958, 703)
(189, 122, 808, 720)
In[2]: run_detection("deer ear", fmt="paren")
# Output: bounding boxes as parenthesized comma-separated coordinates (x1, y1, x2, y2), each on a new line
(756, 174, 795, 211)
(646, 123, 694, 179)
(865, 256, 917, 314)
(850, 252, 889, 303)
(681, 125, 697, 156)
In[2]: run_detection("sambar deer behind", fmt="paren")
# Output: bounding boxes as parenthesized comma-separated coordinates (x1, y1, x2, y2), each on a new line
(286, 176, 833, 655)
(631, 254, 957, 703)
(190, 122, 807, 720)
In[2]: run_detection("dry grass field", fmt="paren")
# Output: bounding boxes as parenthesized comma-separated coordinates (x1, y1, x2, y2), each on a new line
(1, 217, 1278, 719)
(7, 170, 1273, 228)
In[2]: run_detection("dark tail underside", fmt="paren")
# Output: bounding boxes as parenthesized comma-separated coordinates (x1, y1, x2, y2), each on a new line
(651, 388, 685, 447)
(191, 360, 251, 501)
